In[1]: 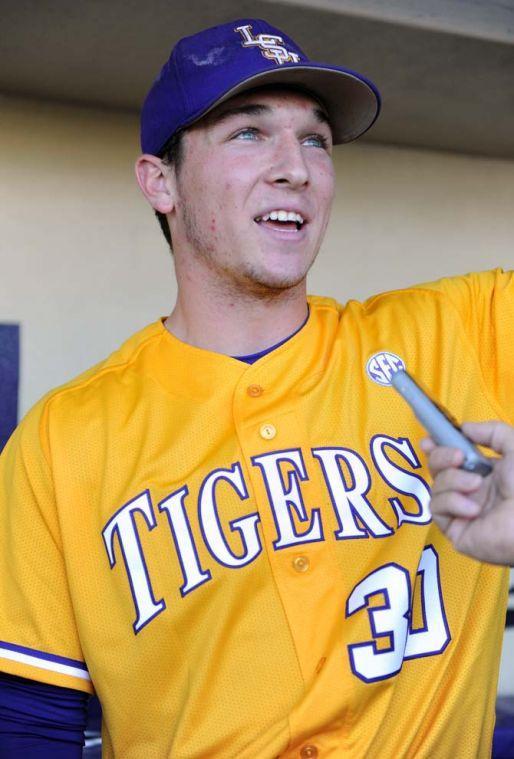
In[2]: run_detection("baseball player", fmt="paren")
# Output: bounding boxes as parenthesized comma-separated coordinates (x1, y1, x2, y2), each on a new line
(1, 18, 513, 758)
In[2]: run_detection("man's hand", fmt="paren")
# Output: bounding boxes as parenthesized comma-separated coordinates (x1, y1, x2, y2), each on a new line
(421, 421, 514, 565)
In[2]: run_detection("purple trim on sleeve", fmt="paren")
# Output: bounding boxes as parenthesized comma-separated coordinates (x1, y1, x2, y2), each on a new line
(0, 642, 88, 673)
(233, 308, 309, 364)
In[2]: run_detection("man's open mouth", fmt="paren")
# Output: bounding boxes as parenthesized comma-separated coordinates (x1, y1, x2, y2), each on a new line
(254, 210, 305, 232)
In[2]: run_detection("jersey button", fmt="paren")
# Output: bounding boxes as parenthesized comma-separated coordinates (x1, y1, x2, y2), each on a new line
(259, 423, 276, 440)
(247, 384, 263, 397)
(292, 555, 310, 573)
(300, 746, 318, 759)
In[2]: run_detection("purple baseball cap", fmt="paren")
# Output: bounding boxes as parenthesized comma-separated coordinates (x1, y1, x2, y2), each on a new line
(141, 18, 381, 155)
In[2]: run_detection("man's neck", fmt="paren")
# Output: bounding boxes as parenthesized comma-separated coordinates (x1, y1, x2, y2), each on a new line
(165, 283, 309, 357)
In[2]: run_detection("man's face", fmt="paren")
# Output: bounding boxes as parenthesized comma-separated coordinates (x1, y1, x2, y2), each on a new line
(168, 87, 335, 296)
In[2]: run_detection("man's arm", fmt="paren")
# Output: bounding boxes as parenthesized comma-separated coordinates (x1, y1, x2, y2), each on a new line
(0, 672, 88, 758)
(422, 420, 514, 565)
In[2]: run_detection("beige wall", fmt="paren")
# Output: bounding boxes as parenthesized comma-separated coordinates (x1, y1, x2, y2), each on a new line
(2, 95, 514, 412)
(1, 96, 174, 412)
(1, 95, 513, 693)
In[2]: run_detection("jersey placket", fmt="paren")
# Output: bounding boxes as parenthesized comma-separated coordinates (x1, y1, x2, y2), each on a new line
(232, 364, 352, 752)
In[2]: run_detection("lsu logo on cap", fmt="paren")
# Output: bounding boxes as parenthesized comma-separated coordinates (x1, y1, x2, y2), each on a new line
(235, 25, 301, 65)
(366, 351, 405, 386)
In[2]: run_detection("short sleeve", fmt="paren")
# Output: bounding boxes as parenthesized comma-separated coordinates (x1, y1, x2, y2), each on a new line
(0, 399, 93, 694)
(415, 269, 514, 422)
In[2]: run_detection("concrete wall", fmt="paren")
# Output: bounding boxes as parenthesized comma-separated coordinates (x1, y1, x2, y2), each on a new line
(1, 95, 513, 693)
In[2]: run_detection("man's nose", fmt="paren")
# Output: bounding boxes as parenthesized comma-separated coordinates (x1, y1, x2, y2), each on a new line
(267, 135, 309, 189)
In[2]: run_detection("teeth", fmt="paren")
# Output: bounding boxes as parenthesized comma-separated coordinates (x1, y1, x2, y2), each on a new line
(259, 210, 305, 224)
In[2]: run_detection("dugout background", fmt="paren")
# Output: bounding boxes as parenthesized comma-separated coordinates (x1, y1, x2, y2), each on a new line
(1, 0, 513, 699)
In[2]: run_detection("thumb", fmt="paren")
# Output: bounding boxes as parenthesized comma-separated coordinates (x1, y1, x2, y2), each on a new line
(461, 421, 514, 456)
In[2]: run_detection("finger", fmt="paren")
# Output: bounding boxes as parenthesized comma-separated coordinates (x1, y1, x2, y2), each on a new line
(445, 517, 475, 551)
(420, 437, 435, 453)
(426, 446, 464, 475)
(430, 491, 482, 519)
(462, 420, 514, 455)
(431, 512, 452, 534)
(494, 456, 514, 496)
(431, 468, 483, 496)
(445, 503, 514, 565)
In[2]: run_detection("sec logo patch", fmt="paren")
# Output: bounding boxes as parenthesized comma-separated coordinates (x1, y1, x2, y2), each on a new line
(366, 351, 405, 386)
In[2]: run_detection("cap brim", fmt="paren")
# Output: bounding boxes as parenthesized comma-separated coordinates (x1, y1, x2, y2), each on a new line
(184, 64, 381, 145)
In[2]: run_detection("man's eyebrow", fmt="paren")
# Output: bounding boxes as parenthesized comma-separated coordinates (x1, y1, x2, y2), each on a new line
(314, 107, 330, 126)
(208, 104, 271, 126)
(208, 102, 331, 129)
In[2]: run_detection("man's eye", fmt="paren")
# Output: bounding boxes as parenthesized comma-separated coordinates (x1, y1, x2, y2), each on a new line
(303, 134, 329, 149)
(232, 128, 259, 141)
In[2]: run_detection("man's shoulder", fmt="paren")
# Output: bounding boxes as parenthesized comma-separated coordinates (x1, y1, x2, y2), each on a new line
(308, 269, 511, 342)
(23, 321, 165, 430)
(309, 271, 470, 321)
(350, 269, 509, 316)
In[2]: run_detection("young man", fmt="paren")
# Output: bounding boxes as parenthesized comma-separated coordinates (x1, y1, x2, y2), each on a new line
(0, 18, 513, 758)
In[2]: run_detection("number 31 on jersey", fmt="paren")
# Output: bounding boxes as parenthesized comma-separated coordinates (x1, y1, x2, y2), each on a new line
(346, 545, 450, 682)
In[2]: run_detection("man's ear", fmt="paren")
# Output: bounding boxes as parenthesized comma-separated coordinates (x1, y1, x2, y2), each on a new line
(135, 154, 175, 214)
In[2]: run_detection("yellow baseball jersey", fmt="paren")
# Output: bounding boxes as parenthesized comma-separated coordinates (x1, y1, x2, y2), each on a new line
(1, 269, 512, 758)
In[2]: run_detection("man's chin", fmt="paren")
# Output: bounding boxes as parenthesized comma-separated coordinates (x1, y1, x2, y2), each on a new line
(241, 268, 308, 296)
(237, 255, 314, 292)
